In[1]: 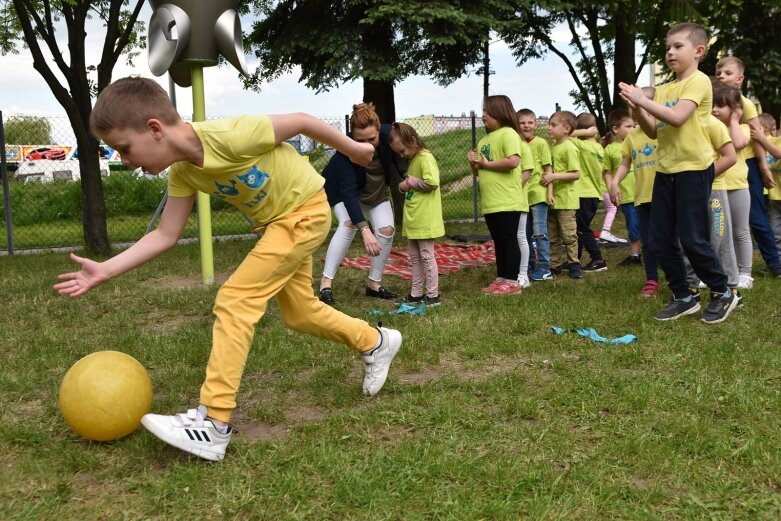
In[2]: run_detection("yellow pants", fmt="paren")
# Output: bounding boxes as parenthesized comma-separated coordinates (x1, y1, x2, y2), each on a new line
(200, 190, 380, 422)
(547, 209, 578, 268)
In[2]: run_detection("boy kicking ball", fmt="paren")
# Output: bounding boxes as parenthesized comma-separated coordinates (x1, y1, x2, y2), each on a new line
(55, 77, 402, 461)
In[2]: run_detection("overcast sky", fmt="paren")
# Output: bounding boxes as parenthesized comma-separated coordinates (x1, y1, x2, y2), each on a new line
(1, 12, 649, 126)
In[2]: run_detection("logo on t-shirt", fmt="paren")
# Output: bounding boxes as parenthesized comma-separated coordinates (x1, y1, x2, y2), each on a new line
(480, 144, 492, 161)
(238, 165, 270, 189)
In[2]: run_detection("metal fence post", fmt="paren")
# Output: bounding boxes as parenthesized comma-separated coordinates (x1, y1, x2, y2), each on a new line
(344, 114, 350, 135)
(470, 110, 478, 222)
(0, 111, 14, 254)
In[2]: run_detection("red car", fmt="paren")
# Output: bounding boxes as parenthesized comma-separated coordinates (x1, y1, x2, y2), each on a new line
(25, 147, 67, 160)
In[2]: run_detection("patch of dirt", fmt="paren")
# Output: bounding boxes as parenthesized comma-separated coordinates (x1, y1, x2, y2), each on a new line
(150, 272, 231, 290)
(147, 314, 205, 334)
(371, 426, 415, 444)
(235, 421, 290, 442)
(284, 405, 326, 424)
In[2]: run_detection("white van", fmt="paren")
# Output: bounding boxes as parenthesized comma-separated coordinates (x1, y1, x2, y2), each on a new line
(15, 159, 110, 183)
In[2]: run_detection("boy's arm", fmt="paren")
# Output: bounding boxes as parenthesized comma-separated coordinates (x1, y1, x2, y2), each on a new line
(521, 169, 531, 185)
(571, 127, 598, 139)
(746, 116, 776, 188)
(54, 195, 194, 297)
(619, 82, 697, 129)
(547, 183, 555, 205)
(727, 112, 749, 150)
(751, 130, 781, 159)
(609, 157, 632, 205)
(714, 142, 737, 177)
(269, 113, 374, 166)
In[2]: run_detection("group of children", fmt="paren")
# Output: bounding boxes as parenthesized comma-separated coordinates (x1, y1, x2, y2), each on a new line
(52, 21, 781, 462)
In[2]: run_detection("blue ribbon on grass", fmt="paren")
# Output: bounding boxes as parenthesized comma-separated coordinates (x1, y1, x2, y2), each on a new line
(370, 303, 426, 316)
(550, 326, 637, 344)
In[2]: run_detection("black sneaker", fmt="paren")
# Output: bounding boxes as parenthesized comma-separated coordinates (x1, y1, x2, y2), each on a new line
(366, 286, 397, 300)
(568, 262, 583, 279)
(397, 294, 424, 304)
(424, 295, 441, 307)
(735, 290, 744, 307)
(688, 288, 701, 302)
(551, 265, 564, 276)
(318, 287, 335, 305)
(582, 259, 608, 272)
(655, 296, 701, 321)
(701, 290, 740, 324)
(618, 255, 642, 267)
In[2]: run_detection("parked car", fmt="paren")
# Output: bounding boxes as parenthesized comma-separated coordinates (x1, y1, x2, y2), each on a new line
(25, 147, 67, 161)
(15, 159, 110, 183)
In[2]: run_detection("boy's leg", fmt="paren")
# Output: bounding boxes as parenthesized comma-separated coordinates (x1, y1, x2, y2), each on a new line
(407, 239, 425, 298)
(746, 158, 781, 272)
(576, 197, 603, 262)
(201, 192, 381, 423)
(530, 203, 551, 270)
(637, 203, 658, 282)
(649, 173, 689, 299)
(547, 210, 562, 270)
(770, 200, 781, 256)
(675, 169, 728, 293)
(601, 192, 618, 234)
(560, 210, 579, 266)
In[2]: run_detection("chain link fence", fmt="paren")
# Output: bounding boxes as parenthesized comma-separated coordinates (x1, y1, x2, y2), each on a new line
(1, 111, 551, 253)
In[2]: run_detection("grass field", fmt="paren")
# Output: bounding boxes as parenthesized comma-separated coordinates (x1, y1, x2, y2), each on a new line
(2, 220, 781, 519)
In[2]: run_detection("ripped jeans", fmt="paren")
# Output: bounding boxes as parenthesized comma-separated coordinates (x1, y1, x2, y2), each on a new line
(528, 202, 550, 269)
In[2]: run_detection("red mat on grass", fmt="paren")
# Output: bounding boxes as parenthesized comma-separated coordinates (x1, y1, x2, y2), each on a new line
(339, 241, 496, 280)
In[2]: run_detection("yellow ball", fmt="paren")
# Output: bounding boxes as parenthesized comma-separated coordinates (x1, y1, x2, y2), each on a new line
(59, 351, 153, 441)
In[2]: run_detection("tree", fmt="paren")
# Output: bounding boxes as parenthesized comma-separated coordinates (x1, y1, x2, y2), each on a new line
(244, 0, 509, 122)
(4, 115, 53, 144)
(700, 0, 781, 122)
(500, 1, 669, 133)
(1, 0, 145, 254)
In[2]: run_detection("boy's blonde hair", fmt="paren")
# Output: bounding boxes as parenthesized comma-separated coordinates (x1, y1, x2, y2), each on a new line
(716, 56, 745, 74)
(608, 109, 632, 130)
(575, 112, 597, 130)
(389, 122, 427, 155)
(350, 102, 381, 131)
(667, 22, 709, 49)
(759, 113, 777, 132)
(516, 108, 536, 119)
(550, 111, 576, 135)
(90, 76, 180, 136)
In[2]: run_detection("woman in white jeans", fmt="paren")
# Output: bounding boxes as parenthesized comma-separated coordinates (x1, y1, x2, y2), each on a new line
(318, 103, 407, 305)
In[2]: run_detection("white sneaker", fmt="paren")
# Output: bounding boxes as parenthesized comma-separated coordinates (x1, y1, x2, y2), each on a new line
(737, 274, 754, 289)
(696, 280, 707, 289)
(141, 405, 232, 461)
(362, 326, 402, 396)
(599, 231, 628, 244)
(517, 275, 531, 289)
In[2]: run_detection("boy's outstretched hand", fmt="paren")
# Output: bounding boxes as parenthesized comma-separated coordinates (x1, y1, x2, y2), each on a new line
(54, 253, 108, 298)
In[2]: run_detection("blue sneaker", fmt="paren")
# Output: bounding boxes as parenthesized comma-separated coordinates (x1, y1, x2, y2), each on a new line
(530, 268, 554, 281)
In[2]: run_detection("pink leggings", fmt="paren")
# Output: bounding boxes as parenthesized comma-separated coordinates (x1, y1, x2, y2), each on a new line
(601, 192, 618, 232)
(408, 239, 439, 298)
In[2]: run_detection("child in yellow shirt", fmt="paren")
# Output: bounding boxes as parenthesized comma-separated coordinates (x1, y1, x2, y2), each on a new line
(751, 113, 781, 260)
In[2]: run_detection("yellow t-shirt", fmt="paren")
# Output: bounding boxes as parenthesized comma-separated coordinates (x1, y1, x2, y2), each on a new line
(766, 136, 781, 200)
(721, 123, 751, 190)
(605, 141, 634, 204)
(167, 115, 324, 230)
(740, 95, 759, 159)
(572, 139, 605, 198)
(621, 127, 657, 206)
(707, 115, 732, 191)
(476, 126, 527, 213)
(551, 139, 581, 210)
(402, 150, 445, 239)
(654, 71, 713, 173)
(525, 136, 553, 206)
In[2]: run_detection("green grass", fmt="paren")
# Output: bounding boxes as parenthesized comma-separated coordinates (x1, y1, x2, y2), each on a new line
(3, 220, 781, 519)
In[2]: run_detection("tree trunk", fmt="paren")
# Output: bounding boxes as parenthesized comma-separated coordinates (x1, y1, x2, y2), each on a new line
(73, 125, 110, 255)
(363, 78, 396, 123)
(612, 0, 638, 110)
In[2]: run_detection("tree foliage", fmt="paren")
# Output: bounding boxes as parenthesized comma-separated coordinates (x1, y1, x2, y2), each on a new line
(4, 115, 53, 144)
(244, 0, 510, 122)
(1, 0, 146, 254)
